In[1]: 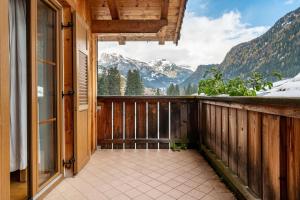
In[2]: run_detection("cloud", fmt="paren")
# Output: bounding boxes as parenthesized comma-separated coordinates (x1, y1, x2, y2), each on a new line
(98, 11, 268, 70)
(285, 0, 294, 4)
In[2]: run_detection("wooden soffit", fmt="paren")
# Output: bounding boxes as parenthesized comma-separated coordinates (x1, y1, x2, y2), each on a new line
(89, 0, 187, 45)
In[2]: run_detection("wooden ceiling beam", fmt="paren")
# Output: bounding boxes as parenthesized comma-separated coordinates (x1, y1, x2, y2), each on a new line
(161, 0, 169, 20)
(107, 0, 119, 20)
(92, 20, 168, 33)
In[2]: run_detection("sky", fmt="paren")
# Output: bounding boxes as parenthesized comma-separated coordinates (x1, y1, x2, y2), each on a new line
(98, 0, 300, 70)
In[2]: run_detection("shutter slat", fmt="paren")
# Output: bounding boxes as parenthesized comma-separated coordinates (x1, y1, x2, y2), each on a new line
(78, 51, 88, 106)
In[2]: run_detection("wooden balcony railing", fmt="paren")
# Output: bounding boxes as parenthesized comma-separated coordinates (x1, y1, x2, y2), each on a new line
(97, 96, 199, 149)
(199, 97, 300, 200)
(97, 96, 300, 199)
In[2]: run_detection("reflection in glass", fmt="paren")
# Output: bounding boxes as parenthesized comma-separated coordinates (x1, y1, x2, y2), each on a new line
(37, 0, 58, 186)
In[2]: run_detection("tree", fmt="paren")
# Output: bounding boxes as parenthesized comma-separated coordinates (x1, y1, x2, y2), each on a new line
(155, 88, 161, 96)
(167, 83, 180, 96)
(167, 84, 175, 95)
(107, 67, 121, 95)
(125, 70, 134, 95)
(125, 69, 144, 95)
(198, 67, 282, 96)
(184, 83, 198, 95)
(97, 74, 108, 96)
(132, 70, 144, 95)
(175, 85, 180, 96)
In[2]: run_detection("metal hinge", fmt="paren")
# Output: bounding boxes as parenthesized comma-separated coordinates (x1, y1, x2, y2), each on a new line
(63, 157, 75, 169)
(62, 90, 74, 98)
(61, 22, 73, 29)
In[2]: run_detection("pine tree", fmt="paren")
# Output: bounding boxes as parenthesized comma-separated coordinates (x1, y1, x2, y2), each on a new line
(135, 70, 144, 95)
(125, 69, 144, 95)
(125, 70, 134, 95)
(167, 84, 175, 95)
(107, 67, 121, 95)
(184, 83, 198, 95)
(175, 85, 180, 96)
(98, 74, 108, 96)
(155, 88, 161, 96)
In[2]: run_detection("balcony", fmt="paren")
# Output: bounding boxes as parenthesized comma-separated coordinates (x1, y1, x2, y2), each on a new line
(45, 96, 300, 200)
(45, 150, 234, 200)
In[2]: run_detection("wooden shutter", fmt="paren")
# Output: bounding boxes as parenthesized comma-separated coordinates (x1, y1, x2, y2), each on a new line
(73, 13, 90, 173)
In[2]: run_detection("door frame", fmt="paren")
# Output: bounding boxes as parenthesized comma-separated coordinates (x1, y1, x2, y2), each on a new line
(0, 0, 10, 199)
(29, 0, 64, 197)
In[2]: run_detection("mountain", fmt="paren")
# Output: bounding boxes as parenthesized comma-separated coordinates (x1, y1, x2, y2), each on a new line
(259, 73, 300, 97)
(180, 64, 218, 87)
(98, 53, 193, 89)
(222, 7, 300, 79)
(183, 7, 300, 86)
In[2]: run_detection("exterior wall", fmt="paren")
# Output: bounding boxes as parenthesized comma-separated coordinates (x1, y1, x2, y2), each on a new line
(0, 0, 10, 198)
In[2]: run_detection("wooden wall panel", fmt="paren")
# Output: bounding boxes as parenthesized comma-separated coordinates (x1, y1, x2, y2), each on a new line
(210, 105, 216, 152)
(205, 104, 211, 147)
(248, 111, 262, 197)
(113, 102, 123, 149)
(159, 102, 169, 139)
(215, 106, 222, 159)
(148, 103, 158, 149)
(171, 103, 181, 140)
(221, 107, 229, 165)
(136, 102, 146, 148)
(180, 103, 188, 141)
(262, 114, 280, 200)
(0, 0, 10, 197)
(188, 102, 198, 146)
(200, 103, 206, 146)
(125, 102, 135, 148)
(98, 102, 112, 148)
(287, 118, 300, 200)
(237, 109, 248, 185)
(148, 103, 158, 138)
(228, 108, 237, 174)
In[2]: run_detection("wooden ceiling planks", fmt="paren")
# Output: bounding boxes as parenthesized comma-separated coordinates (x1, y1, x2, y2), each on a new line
(89, 0, 187, 44)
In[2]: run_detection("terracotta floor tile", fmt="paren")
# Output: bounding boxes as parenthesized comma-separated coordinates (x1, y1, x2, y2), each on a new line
(103, 188, 121, 199)
(145, 188, 163, 199)
(133, 194, 153, 200)
(176, 183, 194, 193)
(136, 183, 152, 193)
(45, 150, 234, 200)
(111, 194, 130, 200)
(156, 194, 175, 200)
(156, 184, 173, 193)
(188, 189, 206, 199)
(124, 188, 142, 198)
(167, 188, 185, 199)
(178, 194, 197, 200)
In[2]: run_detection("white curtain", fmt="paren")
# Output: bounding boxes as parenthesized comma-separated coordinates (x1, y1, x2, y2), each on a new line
(9, 0, 27, 172)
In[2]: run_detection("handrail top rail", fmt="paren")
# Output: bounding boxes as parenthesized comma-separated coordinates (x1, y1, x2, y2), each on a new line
(97, 96, 300, 107)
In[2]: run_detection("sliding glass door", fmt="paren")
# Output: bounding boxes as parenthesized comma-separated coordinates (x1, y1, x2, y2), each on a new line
(37, 0, 59, 186)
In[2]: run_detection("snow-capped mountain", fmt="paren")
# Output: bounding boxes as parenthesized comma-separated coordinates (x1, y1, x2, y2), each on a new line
(98, 53, 193, 89)
(259, 73, 300, 97)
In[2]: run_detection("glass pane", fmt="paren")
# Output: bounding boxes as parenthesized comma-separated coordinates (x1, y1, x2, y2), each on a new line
(38, 63, 56, 121)
(38, 123, 57, 185)
(37, 0, 58, 186)
(37, 0, 56, 62)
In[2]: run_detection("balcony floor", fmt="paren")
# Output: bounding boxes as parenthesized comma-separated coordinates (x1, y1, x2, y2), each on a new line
(45, 150, 235, 200)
